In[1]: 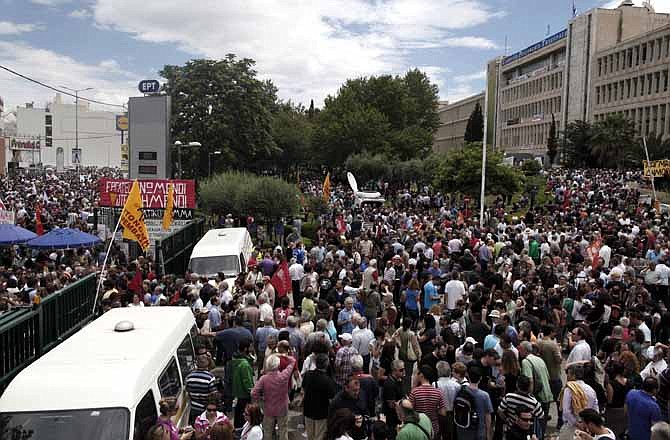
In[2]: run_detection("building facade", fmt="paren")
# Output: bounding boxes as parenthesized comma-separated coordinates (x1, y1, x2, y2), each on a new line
(489, 0, 670, 158)
(12, 94, 123, 169)
(433, 93, 484, 153)
(590, 23, 670, 139)
(494, 30, 567, 157)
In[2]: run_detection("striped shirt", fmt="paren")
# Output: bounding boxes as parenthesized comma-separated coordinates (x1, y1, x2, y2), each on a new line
(498, 391, 544, 428)
(185, 369, 218, 413)
(408, 384, 447, 436)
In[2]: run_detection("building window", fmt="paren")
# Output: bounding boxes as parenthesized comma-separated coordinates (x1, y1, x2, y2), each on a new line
(45, 126, 52, 137)
(648, 73, 653, 95)
(138, 151, 158, 161)
(45, 115, 52, 126)
(45, 137, 52, 147)
(663, 69, 669, 92)
(642, 44, 647, 64)
(641, 76, 645, 96)
(138, 165, 158, 175)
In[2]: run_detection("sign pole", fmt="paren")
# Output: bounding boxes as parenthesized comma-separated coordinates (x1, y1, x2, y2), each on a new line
(643, 136, 658, 207)
(480, 82, 489, 228)
(92, 214, 123, 315)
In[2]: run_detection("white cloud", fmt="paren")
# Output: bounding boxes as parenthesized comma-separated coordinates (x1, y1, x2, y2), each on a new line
(454, 70, 487, 83)
(0, 21, 42, 35)
(442, 37, 499, 49)
(0, 41, 136, 111)
(90, 0, 502, 105)
(69, 9, 92, 19)
(601, 0, 670, 12)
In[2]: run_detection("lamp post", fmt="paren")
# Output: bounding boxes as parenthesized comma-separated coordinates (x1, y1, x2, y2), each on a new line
(208, 150, 221, 177)
(174, 141, 201, 178)
(61, 86, 93, 167)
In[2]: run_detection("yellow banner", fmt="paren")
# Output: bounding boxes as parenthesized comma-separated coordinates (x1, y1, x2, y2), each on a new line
(162, 183, 174, 231)
(643, 159, 670, 177)
(323, 172, 331, 203)
(121, 180, 150, 251)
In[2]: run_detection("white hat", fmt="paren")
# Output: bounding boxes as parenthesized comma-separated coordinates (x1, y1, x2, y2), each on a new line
(408, 258, 417, 266)
(488, 310, 502, 319)
(339, 333, 353, 342)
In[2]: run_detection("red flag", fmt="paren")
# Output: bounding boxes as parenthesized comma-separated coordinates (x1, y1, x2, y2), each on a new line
(128, 269, 143, 294)
(35, 204, 44, 236)
(271, 260, 292, 298)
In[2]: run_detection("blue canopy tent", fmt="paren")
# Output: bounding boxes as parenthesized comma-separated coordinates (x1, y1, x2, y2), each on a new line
(26, 227, 102, 250)
(0, 224, 38, 245)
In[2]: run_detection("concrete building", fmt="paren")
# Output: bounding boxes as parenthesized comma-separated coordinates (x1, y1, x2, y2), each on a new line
(590, 23, 670, 139)
(493, 29, 567, 157)
(433, 93, 484, 153)
(12, 94, 123, 169)
(489, 0, 670, 158)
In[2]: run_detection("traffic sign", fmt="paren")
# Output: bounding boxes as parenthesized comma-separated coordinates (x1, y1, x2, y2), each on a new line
(116, 114, 128, 131)
(138, 80, 160, 94)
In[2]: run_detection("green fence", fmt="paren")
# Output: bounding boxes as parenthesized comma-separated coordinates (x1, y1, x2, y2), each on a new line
(0, 273, 97, 392)
(156, 218, 205, 277)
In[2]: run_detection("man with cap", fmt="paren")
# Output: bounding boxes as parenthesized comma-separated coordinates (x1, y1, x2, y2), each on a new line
(335, 333, 359, 390)
(185, 354, 218, 424)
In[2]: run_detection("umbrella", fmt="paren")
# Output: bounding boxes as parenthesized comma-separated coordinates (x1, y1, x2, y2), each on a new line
(0, 224, 38, 245)
(26, 227, 102, 250)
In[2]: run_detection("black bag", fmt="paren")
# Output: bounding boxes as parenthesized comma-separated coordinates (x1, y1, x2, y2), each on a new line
(453, 385, 479, 430)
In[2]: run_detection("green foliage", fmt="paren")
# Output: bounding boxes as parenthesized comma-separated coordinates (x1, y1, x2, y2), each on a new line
(200, 172, 300, 222)
(591, 114, 637, 169)
(433, 143, 522, 199)
(304, 194, 329, 218)
(547, 114, 558, 165)
(344, 151, 441, 184)
(345, 152, 391, 183)
(464, 102, 484, 143)
(269, 102, 314, 170)
(521, 159, 542, 176)
(640, 132, 670, 161)
(314, 69, 439, 165)
(161, 56, 278, 175)
(301, 222, 319, 241)
(561, 120, 594, 168)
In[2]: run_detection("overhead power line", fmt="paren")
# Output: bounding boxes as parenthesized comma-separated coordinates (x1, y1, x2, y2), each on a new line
(0, 64, 128, 110)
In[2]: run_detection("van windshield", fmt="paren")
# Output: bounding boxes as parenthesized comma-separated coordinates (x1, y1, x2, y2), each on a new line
(1, 408, 129, 439)
(190, 255, 240, 276)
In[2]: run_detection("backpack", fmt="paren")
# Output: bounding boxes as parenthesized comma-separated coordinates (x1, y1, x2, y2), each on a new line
(453, 385, 479, 430)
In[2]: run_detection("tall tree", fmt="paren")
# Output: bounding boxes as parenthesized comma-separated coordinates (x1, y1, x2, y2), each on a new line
(160, 55, 278, 175)
(464, 102, 484, 143)
(433, 142, 521, 200)
(308, 99, 315, 119)
(546, 113, 558, 165)
(314, 69, 439, 165)
(268, 101, 314, 172)
(561, 120, 593, 168)
(591, 114, 637, 169)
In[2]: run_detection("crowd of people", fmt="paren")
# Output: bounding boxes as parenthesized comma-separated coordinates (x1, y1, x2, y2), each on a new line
(6, 167, 670, 440)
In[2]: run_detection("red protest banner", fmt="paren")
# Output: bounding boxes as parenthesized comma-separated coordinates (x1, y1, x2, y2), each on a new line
(98, 178, 196, 209)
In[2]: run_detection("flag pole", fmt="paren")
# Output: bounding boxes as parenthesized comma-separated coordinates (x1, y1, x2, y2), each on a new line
(92, 213, 123, 315)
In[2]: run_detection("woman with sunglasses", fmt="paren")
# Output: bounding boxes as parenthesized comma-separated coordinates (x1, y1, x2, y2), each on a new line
(240, 403, 263, 440)
(194, 395, 230, 439)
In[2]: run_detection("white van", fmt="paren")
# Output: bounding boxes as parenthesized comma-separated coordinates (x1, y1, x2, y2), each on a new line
(0, 307, 198, 440)
(188, 227, 254, 279)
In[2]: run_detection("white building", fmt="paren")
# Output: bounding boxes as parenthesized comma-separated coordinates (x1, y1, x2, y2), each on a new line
(12, 94, 123, 169)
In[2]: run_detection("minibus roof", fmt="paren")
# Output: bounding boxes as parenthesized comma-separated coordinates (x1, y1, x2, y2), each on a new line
(0, 307, 195, 412)
(190, 228, 249, 260)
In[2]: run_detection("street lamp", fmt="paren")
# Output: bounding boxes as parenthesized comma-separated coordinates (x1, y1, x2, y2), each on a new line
(208, 150, 222, 177)
(61, 86, 93, 167)
(174, 141, 201, 178)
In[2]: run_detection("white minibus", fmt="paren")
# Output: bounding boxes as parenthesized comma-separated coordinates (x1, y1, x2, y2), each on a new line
(188, 227, 254, 280)
(0, 307, 199, 440)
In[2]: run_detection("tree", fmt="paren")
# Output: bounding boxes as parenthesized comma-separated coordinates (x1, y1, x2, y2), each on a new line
(433, 143, 522, 200)
(641, 132, 670, 161)
(561, 120, 593, 168)
(267, 101, 314, 172)
(308, 99, 315, 119)
(546, 113, 558, 165)
(464, 102, 484, 143)
(200, 171, 300, 222)
(345, 152, 391, 183)
(591, 114, 637, 168)
(314, 69, 439, 165)
(160, 56, 278, 175)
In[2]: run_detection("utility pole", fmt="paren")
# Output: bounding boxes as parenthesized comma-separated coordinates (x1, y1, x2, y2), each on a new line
(480, 81, 489, 228)
(61, 86, 93, 168)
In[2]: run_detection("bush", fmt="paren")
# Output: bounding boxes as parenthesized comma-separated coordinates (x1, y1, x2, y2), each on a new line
(301, 222, 319, 241)
(521, 159, 542, 176)
(200, 171, 301, 222)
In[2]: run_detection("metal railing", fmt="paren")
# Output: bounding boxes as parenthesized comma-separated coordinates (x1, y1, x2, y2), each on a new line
(0, 273, 97, 392)
(156, 218, 205, 277)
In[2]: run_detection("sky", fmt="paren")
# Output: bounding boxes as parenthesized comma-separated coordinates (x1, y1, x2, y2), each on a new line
(0, 0, 669, 115)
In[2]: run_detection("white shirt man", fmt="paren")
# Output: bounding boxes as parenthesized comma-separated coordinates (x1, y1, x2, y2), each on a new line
(289, 260, 305, 282)
(445, 275, 466, 310)
(567, 329, 592, 364)
(655, 261, 670, 286)
(599, 244, 612, 268)
(447, 238, 463, 254)
(352, 319, 375, 358)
